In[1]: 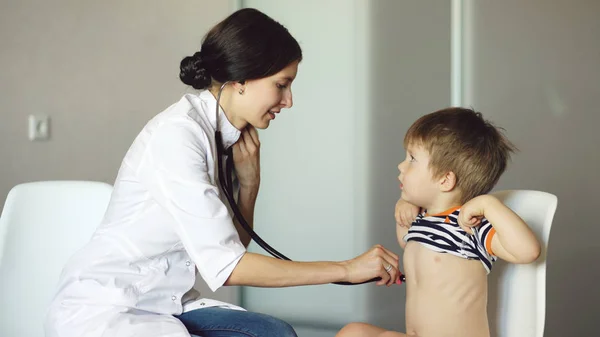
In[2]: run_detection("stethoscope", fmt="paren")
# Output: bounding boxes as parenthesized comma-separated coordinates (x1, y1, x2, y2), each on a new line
(214, 82, 405, 286)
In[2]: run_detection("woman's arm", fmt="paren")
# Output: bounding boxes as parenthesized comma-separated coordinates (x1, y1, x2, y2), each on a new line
(225, 245, 401, 287)
(225, 127, 402, 287)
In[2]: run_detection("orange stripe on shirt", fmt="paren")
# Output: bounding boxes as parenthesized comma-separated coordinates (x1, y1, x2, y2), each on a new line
(425, 206, 461, 217)
(485, 227, 497, 256)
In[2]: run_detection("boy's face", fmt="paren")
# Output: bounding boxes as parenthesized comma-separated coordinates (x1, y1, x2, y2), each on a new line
(397, 143, 440, 209)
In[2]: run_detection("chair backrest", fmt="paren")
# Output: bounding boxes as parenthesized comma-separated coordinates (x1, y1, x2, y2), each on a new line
(0, 181, 113, 337)
(488, 190, 558, 337)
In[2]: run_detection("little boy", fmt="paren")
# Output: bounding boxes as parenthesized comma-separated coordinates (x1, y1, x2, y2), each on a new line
(336, 108, 541, 337)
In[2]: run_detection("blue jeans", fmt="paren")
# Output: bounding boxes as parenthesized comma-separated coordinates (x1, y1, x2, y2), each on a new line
(175, 307, 298, 337)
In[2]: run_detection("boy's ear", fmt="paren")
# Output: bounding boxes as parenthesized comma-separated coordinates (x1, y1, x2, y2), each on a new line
(439, 171, 457, 192)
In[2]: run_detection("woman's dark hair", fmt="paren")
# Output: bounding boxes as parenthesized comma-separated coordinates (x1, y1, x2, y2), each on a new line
(180, 8, 302, 90)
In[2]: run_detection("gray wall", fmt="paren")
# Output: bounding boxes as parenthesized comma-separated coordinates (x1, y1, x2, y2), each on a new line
(0, 0, 230, 209)
(463, 1, 600, 335)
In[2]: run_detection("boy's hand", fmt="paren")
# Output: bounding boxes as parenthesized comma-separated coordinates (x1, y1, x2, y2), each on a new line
(458, 195, 494, 234)
(395, 199, 420, 228)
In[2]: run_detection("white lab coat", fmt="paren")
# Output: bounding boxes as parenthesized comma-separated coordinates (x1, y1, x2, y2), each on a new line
(45, 91, 247, 337)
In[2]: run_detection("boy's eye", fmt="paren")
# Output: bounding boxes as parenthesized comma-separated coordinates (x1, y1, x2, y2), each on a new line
(410, 155, 416, 162)
(276, 83, 288, 89)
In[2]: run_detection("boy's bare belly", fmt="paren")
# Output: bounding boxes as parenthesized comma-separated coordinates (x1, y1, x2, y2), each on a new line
(404, 241, 490, 337)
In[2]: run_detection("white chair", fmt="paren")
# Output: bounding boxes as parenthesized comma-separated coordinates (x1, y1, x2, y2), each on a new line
(488, 190, 558, 337)
(0, 181, 113, 337)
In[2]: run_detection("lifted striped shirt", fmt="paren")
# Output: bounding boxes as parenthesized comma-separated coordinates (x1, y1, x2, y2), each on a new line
(404, 206, 497, 273)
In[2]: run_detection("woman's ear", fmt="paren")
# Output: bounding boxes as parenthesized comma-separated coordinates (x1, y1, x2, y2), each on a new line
(439, 171, 457, 192)
(232, 81, 247, 95)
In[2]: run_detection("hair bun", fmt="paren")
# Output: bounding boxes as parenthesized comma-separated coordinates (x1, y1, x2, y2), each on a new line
(179, 51, 211, 90)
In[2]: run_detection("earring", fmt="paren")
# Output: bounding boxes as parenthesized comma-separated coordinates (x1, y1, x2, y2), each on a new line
(239, 88, 245, 95)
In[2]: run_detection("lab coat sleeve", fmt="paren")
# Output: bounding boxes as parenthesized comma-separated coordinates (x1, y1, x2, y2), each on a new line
(138, 119, 246, 292)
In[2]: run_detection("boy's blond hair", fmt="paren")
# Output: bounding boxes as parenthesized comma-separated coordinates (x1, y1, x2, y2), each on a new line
(404, 107, 517, 203)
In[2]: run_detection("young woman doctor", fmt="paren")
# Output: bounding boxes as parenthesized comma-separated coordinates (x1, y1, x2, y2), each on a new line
(45, 8, 401, 337)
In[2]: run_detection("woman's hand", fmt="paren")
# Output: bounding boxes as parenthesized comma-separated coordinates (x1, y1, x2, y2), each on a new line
(395, 198, 420, 228)
(342, 245, 400, 286)
(232, 125, 261, 189)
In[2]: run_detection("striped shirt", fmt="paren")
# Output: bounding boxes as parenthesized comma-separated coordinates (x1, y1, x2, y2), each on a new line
(404, 207, 497, 273)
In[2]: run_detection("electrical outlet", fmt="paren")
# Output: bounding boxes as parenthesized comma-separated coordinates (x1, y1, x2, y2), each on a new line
(28, 115, 50, 141)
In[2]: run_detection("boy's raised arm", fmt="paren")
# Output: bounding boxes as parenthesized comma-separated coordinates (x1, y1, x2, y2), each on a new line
(460, 195, 541, 264)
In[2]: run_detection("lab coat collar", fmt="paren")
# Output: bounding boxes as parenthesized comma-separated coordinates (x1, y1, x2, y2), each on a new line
(198, 90, 241, 150)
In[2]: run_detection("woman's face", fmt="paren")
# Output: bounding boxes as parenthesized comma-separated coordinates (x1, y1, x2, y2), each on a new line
(236, 60, 299, 129)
